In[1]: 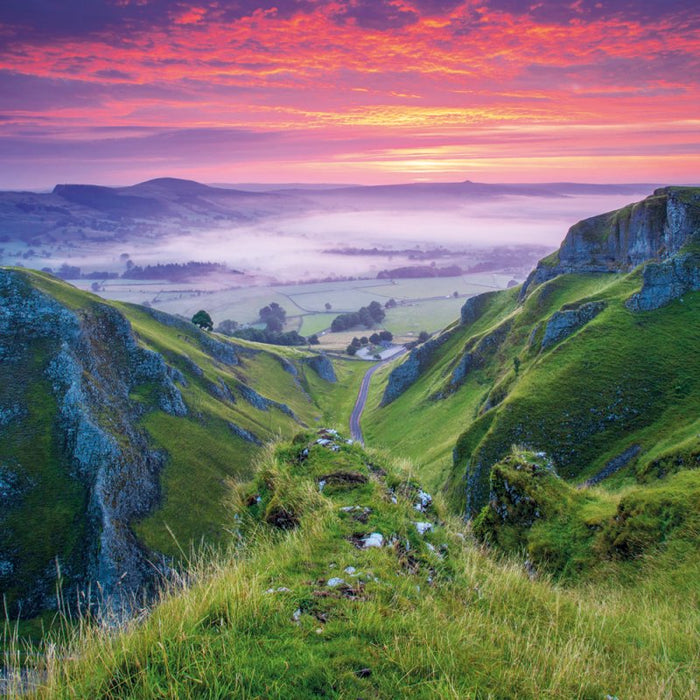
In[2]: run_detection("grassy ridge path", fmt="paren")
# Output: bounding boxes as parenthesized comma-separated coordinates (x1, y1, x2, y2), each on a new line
(350, 349, 407, 444)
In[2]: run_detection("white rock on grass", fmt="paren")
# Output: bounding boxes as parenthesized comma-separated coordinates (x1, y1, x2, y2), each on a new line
(414, 521, 433, 536)
(362, 532, 384, 548)
(327, 577, 345, 587)
(414, 490, 432, 512)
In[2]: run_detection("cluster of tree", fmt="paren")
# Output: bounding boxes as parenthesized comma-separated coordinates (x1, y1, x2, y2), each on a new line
(215, 319, 239, 335)
(330, 301, 385, 332)
(259, 302, 287, 332)
(376, 264, 463, 279)
(345, 330, 393, 355)
(194, 311, 320, 347)
(122, 261, 239, 281)
(51, 263, 119, 280)
(83, 271, 119, 280)
(54, 264, 82, 280)
(324, 246, 455, 260)
(404, 330, 431, 350)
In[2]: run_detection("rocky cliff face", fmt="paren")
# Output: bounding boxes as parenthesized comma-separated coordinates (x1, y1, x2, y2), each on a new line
(520, 187, 700, 298)
(626, 252, 700, 312)
(0, 269, 186, 617)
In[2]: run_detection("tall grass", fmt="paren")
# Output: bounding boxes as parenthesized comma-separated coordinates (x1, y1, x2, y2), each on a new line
(20, 439, 699, 699)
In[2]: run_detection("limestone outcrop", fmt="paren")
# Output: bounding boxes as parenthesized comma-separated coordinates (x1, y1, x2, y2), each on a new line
(540, 301, 606, 350)
(520, 187, 700, 298)
(626, 252, 700, 312)
(0, 269, 187, 617)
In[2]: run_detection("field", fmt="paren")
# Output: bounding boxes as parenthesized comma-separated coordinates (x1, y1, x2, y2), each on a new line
(73, 273, 514, 337)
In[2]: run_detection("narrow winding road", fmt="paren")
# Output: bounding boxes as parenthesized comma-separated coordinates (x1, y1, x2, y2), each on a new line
(350, 348, 407, 444)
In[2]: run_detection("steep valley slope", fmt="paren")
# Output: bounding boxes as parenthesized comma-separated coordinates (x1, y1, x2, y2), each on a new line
(0, 269, 341, 619)
(366, 186, 700, 519)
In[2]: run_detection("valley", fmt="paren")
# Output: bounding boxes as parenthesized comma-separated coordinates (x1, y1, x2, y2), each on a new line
(1, 185, 699, 698)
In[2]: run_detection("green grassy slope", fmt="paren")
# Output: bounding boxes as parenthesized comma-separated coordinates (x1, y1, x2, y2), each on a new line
(31, 435, 699, 699)
(364, 268, 700, 516)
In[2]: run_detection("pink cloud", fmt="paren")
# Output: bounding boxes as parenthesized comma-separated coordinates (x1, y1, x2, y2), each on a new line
(0, 1, 698, 186)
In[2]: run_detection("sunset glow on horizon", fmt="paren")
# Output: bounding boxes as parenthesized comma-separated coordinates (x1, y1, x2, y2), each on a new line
(1, 0, 698, 189)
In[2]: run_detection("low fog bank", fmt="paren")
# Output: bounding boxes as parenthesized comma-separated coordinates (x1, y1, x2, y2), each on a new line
(1, 190, 651, 284)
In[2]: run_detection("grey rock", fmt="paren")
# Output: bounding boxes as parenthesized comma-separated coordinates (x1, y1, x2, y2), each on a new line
(414, 522, 433, 536)
(447, 319, 512, 391)
(361, 532, 384, 548)
(181, 354, 204, 377)
(626, 253, 700, 312)
(0, 269, 181, 618)
(277, 356, 298, 376)
(541, 301, 606, 350)
(0, 403, 25, 428)
(305, 354, 337, 382)
(520, 187, 700, 299)
(461, 291, 500, 326)
(238, 383, 297, 419)
(227, 422, 263, 446)
(582, 445, 641, 487)
(198, 334, 239, 366)
(210, 379, 236, 404)
(167, 365, 187, 386)
(382, 327, 457, 405)
(0, 558, 13, 577)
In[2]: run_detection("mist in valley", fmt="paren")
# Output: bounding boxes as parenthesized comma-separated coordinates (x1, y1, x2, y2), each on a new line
(8, 189, 654, 285)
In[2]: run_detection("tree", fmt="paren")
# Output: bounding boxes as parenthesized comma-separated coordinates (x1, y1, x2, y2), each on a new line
(368, 300, 385, 323)
(266, 316, 284, 332)
(513, 357, 521, 375)
(259, 302, 286, 331)
(324, 302, 332, 310)
(418, 330, 430, 343)
(358, 306, 373, 328)
(346, 344, 357, 356)
(385, 298, 397, 309)
(369, 333, 380, 345)
(360, 336, 369, 345)
(57, 263, 81, 279)
(192, 309, 213, 330)
(379, 330, 393, 342)
(453, 291, 459, 298)
(216, 319, 239, 335)
(308, 334, 320, 345)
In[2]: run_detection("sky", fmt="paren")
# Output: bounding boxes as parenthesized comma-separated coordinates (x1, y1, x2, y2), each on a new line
(0, 0, 698, 189)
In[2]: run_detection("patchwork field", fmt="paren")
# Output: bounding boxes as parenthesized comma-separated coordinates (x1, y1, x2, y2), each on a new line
(73, 273, 514, 337)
